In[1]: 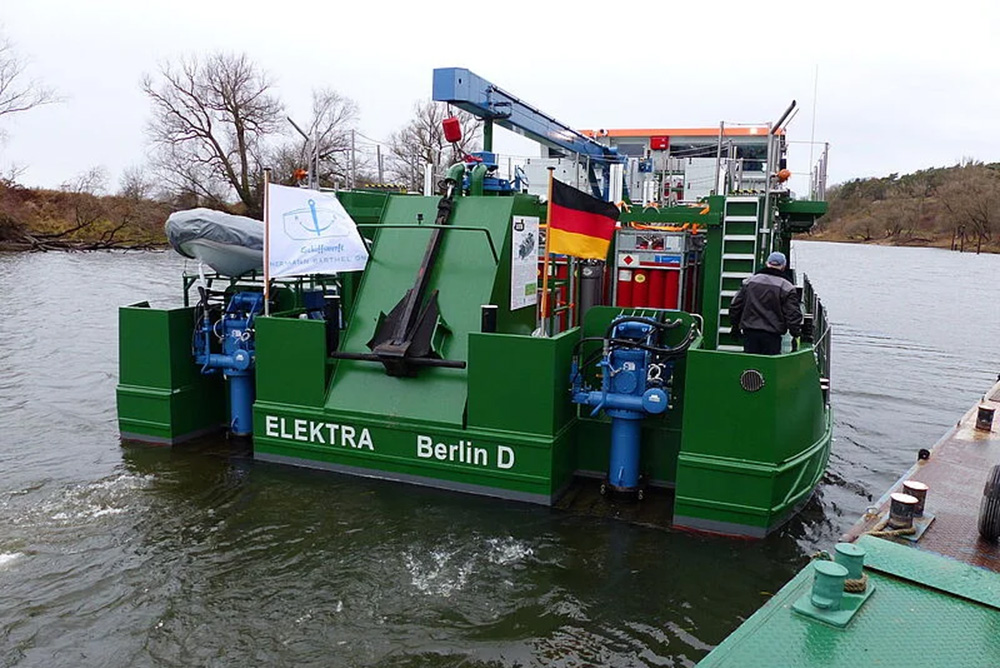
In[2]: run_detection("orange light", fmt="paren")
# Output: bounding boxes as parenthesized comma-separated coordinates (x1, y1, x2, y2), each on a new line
(777, 168, 792, 183)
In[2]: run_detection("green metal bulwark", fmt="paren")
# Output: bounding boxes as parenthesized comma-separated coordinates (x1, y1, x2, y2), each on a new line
(674, 347, 832, 536)
(466, 330, 577, 437)
(252, 321, 576, 503)
(117, 303, 224, 443)
(254, 316, 328, 408)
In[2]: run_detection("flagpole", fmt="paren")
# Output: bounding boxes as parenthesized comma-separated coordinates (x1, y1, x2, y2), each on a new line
(263, 168, 271, 317)
(540, 167, 555, 337)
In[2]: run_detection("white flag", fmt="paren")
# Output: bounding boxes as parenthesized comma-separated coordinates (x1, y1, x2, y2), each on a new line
(266, 184, 369, 278)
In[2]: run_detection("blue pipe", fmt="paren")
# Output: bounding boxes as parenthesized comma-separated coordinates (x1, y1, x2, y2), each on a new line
(609, 417, 642, 489)
(228, 373, 254, 436)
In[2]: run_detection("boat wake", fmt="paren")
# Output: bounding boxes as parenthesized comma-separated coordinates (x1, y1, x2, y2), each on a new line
(0, 552, 23, 569)
(7, 473, 154, 528)
(405, 535, 536, 597)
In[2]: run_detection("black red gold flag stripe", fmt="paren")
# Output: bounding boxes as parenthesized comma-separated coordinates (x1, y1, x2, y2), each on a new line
(547, 178, 619, 259)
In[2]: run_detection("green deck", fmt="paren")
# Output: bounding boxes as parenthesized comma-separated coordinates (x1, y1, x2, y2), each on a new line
(699, 536, 1000, 667)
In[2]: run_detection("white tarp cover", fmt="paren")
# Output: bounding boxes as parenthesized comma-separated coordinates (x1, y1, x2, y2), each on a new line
(266, 185, 369, 278)
(164, 208, 263, 276)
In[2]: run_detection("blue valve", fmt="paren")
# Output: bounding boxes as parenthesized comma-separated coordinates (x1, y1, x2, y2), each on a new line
(571, 316, 677, 496)
(193, 290, 264, 436)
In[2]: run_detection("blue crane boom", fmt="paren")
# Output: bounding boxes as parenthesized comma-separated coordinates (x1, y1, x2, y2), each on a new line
(432, 67, 622, 199)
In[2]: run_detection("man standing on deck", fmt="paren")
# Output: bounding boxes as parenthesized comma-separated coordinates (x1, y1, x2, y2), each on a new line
(729, 251, 802, 355)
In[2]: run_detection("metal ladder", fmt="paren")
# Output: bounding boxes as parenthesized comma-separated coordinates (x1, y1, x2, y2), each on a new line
(716, 196, 761, 350)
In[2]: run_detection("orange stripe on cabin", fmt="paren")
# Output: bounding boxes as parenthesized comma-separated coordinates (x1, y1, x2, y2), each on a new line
(580, 127, 780, 138)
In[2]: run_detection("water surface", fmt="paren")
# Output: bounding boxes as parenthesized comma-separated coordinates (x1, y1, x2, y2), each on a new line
(0, 242, 996, 666)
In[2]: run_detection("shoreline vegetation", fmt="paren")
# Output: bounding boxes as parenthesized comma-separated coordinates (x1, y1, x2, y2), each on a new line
(3, 162, 999, 254)
(0, 178, 171, 252)
(808, 161, 1000, 254)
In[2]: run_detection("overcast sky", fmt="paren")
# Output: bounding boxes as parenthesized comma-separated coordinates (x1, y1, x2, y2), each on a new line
(1, 0, 998, 197)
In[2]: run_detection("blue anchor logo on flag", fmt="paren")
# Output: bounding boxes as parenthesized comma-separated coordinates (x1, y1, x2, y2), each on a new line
(282, 197, 348, 241)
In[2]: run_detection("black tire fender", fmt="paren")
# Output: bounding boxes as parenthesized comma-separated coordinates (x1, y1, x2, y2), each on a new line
(978, 464, 1000, 542)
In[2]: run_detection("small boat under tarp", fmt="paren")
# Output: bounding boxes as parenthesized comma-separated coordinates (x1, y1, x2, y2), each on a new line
(165, 208, 263, 276)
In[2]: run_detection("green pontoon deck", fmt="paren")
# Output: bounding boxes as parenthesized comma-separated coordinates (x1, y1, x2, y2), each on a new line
(699, 382, 1000, 664)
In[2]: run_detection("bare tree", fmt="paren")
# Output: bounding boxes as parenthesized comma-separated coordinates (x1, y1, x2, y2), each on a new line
(62, 165, 108, 196)
(60, 166, 109, 233)
(273, 88, 359, 187)
(142, 53, 282, 218)
(844, 217, 877, 242)
(388, 100, 480, 192)
(940, 164, 1000, 253)
(0, 33, 57, 126)
(0, 162, 26, 186)
(118, 164, 155, 201)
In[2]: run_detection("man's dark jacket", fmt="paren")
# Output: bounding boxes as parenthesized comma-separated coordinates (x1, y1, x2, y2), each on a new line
(729, 267, 802, 337)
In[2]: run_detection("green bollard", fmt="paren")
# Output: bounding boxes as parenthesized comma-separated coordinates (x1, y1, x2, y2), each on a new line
(834, 542, 866, 581)
(810, 561, 848, 610)
(794, 546, 875, 626)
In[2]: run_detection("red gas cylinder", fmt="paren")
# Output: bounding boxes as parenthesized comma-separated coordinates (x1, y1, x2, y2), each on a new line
(555, 261, 568, 280)
(633, 270, 650, 307)
(648, 270, 665, 309)
(617, 269, 634, 307)
(664, 270, 680, 309)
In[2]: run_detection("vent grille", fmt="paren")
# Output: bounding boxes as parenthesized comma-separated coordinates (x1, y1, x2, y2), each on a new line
(740, 369, 765, 392)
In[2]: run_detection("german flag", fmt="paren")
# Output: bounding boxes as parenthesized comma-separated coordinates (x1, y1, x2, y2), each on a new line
(547, 178, 619, 259)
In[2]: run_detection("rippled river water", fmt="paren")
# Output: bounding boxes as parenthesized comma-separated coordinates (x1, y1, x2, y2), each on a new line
(0, 242, 997, 667)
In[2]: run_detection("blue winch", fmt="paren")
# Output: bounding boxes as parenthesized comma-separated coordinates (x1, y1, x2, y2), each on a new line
(463, 152, 527, 194)
(193, 290, 265, 437)
(570, 315, 694, 497)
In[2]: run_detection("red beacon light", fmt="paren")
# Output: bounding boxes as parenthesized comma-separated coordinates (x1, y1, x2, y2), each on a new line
(442, 116, 462, 144)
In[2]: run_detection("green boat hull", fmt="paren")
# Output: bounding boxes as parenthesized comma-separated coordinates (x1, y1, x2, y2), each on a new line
(117, 190, 832, 538)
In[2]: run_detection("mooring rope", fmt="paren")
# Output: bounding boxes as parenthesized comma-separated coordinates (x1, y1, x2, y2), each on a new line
(844, 573, 869, 593)
(808, 550, 869, 592)
(864, 517, 917, 538)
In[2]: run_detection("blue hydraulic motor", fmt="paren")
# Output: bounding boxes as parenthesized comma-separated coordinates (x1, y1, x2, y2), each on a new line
(193, 290, 265, 437)
(571, 316, 691, 497)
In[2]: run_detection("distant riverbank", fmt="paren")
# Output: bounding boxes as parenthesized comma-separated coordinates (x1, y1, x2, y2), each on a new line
(814, 162, 1000, 255)
(801, 230, 1000, 254)
(0, 181, 168, 252)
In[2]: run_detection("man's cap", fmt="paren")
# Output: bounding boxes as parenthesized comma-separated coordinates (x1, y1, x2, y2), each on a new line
(766, 251, 787, 269)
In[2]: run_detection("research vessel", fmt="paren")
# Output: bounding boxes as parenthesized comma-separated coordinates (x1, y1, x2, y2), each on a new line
(117, 68, 832, 538)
